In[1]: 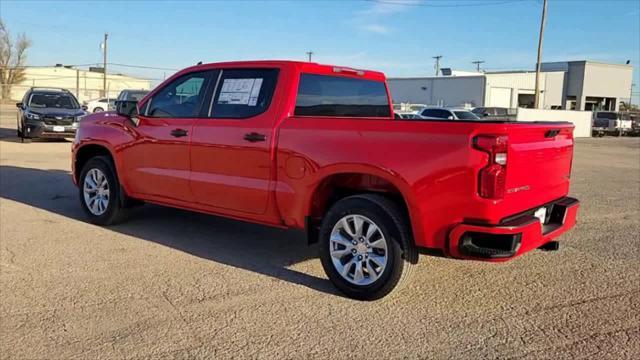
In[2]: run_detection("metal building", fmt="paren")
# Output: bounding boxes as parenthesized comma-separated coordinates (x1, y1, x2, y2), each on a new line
(387, 60, 633, 111)
(7, 65, 152, 102)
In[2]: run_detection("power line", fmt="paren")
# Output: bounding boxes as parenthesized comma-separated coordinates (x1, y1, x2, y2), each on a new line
(1, 62, 180, 72)
(364, 0, 526, 8)
(107, 63, 179, 71)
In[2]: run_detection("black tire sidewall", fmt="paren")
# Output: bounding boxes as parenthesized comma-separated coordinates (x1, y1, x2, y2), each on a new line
(94, 107, 104, 113)
(78, 156, 121, 225)
(319, 196, 406, 300)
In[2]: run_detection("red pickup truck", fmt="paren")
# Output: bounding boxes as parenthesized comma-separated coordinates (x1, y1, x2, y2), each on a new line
(72, 61, 579, 300)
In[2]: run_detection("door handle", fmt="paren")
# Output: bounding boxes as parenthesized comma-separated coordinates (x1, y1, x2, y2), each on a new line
(170, 128, 188, 138)
(243, 132, 266, 142)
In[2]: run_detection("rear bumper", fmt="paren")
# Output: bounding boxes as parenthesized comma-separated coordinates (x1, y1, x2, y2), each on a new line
(448, 197, 579, 261)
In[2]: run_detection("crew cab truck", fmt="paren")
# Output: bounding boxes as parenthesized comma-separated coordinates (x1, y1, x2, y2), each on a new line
(72, 61, 579, 300)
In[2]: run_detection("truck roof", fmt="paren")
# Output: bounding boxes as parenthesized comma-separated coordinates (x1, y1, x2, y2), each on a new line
(179, 60, 387, 82)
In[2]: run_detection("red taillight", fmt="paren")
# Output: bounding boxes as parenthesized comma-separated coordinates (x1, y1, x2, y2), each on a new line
(473, 135, 508, 199)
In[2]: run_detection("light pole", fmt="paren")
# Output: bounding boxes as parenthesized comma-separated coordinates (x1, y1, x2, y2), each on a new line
(102, 33, 108, 97)
(534, 0, 548, 109)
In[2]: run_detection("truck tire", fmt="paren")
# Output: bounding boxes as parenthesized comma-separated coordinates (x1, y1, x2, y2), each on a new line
(78, 155, 128, 225)
(319, 194, 416, 300)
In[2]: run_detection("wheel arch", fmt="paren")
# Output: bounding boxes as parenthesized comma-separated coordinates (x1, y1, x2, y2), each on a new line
(303, 167, 423, 246)
(74, 142, 117, 184)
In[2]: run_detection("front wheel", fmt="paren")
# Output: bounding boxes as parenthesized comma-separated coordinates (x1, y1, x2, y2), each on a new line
(93, 107, 104, 113)
(78, 156, 128, 225)
(319, 194, 416, 300)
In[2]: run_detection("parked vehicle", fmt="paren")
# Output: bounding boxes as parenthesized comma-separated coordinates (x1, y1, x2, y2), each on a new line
(395, 112, 424, 119)
(116, 89, 150, 102)
(592, 111, 633, 137)
(419, 107, 480, 120)
(16, 87, 87, 142)
(72, 61, 580, 300)
(472, 107, 516, 121)
(85, 97, 116, 113)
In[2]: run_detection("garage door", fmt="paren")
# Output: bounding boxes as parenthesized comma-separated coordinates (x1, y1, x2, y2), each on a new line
(489, 87, 512, 108)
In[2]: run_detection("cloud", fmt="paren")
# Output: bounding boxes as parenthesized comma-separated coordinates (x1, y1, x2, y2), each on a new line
(354, 0, 419, 34)
(360, 24, 391, 34)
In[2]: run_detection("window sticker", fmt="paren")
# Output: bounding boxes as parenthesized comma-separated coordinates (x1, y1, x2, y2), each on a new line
(218, 78, 263, 106)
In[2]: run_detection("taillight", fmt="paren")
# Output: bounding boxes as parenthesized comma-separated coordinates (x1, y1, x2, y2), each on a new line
(473, 135, 508, 199)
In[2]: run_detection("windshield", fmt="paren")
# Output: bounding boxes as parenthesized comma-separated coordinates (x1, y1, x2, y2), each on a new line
(454, 111, 480, 120)
(28, 93, 79, 109)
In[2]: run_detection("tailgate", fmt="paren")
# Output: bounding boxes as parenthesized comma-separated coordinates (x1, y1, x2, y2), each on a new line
(503, 123, 574, 215)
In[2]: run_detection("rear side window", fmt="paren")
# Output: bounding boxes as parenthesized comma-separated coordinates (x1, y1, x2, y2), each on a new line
(295, 74, 390, 117)
(210, 69, 279, 119)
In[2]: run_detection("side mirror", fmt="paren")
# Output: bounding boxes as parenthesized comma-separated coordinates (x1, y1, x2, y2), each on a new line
(16, 102, 23, 109)
(116, 100, 138, 117)
(81, 105, 88, 111)
(116, 100, 140, 126)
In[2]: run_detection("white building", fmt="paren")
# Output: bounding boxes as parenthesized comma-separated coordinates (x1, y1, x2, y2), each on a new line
(388, 60, 633, 111)
(7, 65, 151, 102)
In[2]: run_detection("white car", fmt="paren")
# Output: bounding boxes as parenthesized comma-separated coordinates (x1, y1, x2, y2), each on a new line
(84, 98, 116, 113)
(419, 107, 480, 120)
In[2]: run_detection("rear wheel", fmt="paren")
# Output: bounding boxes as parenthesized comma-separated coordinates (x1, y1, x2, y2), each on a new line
(319, 194, 416, 300)
(93, 107, 104, 113)
(78, 156, 128, 225)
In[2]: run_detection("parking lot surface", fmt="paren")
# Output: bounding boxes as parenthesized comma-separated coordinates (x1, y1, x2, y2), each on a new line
(1, 105, 639, 359)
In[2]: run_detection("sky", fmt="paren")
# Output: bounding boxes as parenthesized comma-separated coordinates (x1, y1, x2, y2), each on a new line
(2, 0, 640, 103)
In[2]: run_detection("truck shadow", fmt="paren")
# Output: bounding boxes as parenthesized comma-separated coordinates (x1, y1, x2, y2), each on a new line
(0, 165, 338, 296)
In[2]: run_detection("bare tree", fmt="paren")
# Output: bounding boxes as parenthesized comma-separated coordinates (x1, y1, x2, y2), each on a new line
(0, 19, 31, 100)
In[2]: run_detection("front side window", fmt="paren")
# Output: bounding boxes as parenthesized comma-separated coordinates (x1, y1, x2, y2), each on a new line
(294, 74, 390, 117)
(29, 93, 79, 109)
(147, 72, 210, 118)
(210, 69, 279, 119)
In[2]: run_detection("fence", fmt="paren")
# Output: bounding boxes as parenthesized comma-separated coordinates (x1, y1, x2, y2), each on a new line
(4, 67, 152, 103)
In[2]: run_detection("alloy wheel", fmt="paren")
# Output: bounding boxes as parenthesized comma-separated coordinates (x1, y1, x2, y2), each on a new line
(83, 168, 110, 216)
(329, 214, 388, 285)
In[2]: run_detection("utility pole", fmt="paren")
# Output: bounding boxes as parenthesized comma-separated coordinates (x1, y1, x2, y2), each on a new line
(102, 33, 108, 97)
(76, 69, 80, 100)
(306, 51, 314, 62)
(432, 55, 442, 76)
(472, 60, 485, 72)
(534, 0, 547, 109)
